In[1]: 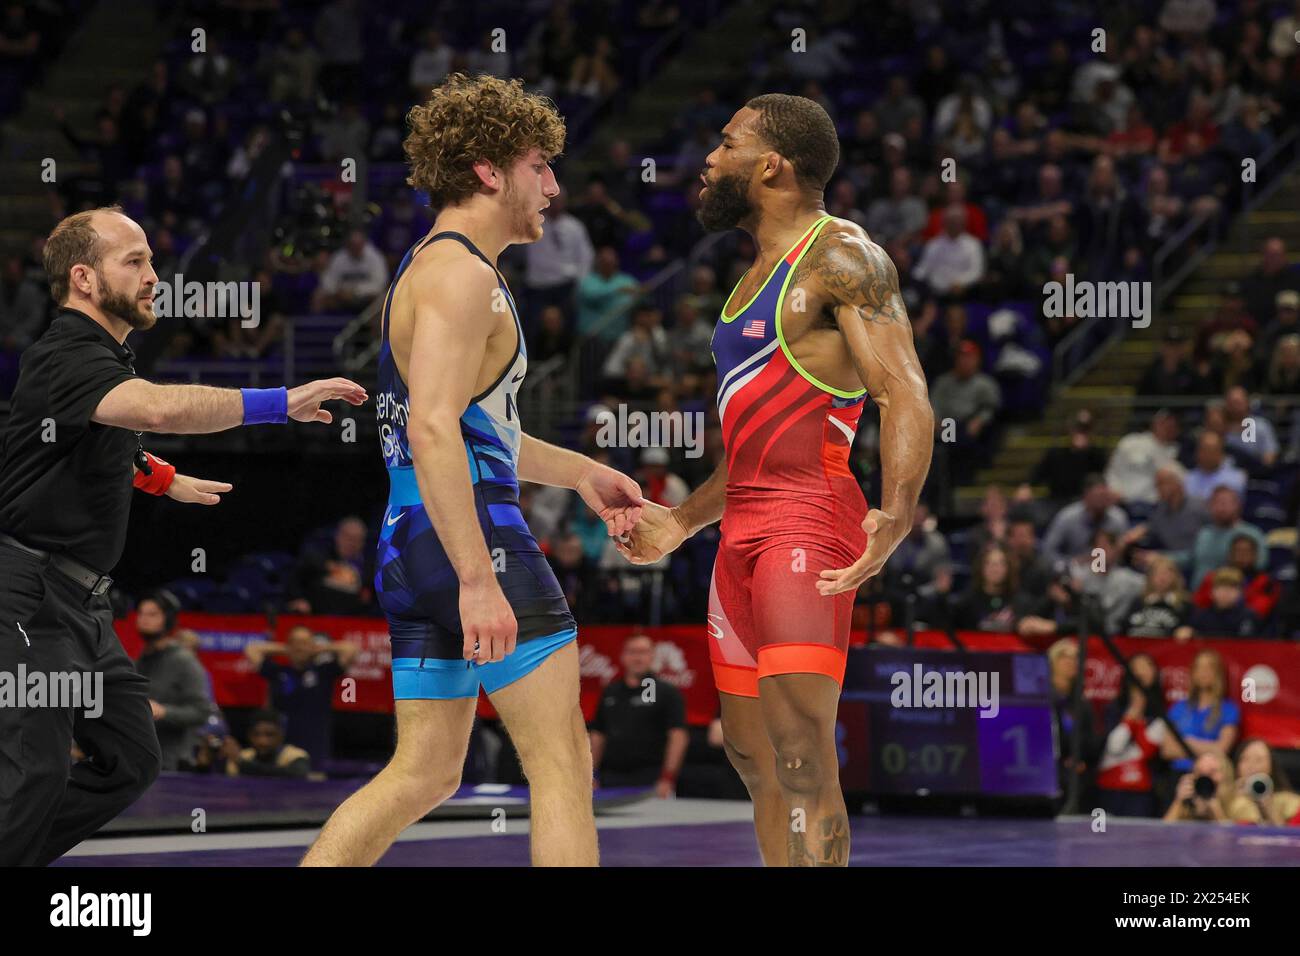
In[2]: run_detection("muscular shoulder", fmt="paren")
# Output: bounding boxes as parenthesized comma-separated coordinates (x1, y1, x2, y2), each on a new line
(405, 243, 499, 305)
(794, 217, 905, 321)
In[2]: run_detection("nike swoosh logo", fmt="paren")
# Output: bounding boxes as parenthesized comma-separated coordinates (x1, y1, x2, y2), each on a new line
(511, 371, 525, 384)
(386, 508, 404, 527)
(16, 621, 29, 646)
(706, 615, 725, 641)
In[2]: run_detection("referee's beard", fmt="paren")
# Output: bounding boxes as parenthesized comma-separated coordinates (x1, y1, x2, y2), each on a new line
(96, 267, 157, 332)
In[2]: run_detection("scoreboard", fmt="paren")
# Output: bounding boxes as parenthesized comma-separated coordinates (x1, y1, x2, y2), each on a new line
(837, 646, 1060, 798)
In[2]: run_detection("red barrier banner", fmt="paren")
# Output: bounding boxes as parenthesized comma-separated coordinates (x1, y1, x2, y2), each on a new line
(115, 616, 1300, 747)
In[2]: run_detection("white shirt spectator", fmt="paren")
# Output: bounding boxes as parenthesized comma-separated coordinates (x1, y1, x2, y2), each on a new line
(602, 326, 669, 379)
(319, 240, 389, 302)
(410, 41, 454, 91)
(1106, 430, 1179, 504)
(913, 232, 985, 295)
(524, 211, 594, 290)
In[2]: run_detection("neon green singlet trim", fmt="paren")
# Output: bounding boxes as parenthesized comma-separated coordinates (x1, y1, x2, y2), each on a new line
(718, 215, 833, 323)
(775, 217, 867, 399)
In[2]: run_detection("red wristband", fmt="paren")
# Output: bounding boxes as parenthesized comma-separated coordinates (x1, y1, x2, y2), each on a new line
(133, 452, 176, 495)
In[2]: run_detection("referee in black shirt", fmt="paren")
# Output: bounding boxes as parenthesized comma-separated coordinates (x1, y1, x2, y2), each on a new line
(0, 205, 367, 865)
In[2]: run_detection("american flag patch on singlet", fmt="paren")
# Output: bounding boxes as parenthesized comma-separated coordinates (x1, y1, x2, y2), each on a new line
(741, 318, 766, 338)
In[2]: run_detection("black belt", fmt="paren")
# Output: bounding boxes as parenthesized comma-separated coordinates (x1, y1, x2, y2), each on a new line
(0, 533, 113, 596)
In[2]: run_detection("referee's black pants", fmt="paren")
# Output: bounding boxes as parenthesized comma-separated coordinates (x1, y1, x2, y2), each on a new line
(0, 544, 161, 866)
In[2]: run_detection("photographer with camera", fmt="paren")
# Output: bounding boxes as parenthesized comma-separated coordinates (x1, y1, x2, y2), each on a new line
(1228, 738, 1300, 825)
(1163, 749, 1235, 823)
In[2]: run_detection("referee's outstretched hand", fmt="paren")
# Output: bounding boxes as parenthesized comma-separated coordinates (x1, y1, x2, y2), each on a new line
(287, 378, 369, 424)
(166, 473, 234, 505)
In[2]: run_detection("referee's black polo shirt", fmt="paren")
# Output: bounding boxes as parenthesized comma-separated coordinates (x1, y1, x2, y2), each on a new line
(0, 307, 139, 573)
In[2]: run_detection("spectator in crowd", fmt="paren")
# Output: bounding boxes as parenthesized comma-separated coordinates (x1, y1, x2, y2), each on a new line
(1241, 238, 1295, 326)
(179, 34, 235, 105)
(266, 26, 321, 105)
(1048, 638, 1099, 797)
(912, 203, 985, 297)
(408, 27, 453, 97)
(665, 296, 713, 379)
(1183, 431, 1247, 501)
(1191, 533, 1281, 620)
(921, 181, 989, 244)
(523, 187, 594, 318)
(134, 591, 214, 771)
(571, 176, 646, 251)
(884, 500, 950, 594)
(1137, 326, 1211, 396)
(1137, 463, 1209, 563)
(1162, 748, 1236, 823)
(1067, 528, 1147, 635)
(1022, 409, 1110, 508)
(1261, 333, 1300, 396)
(226, 709, 312, 778)
(1221, 385, 1279, 470)
(1106, 409, 1181, 506)
(1185, 486, 1267, 586)
(950, 543, 1048, 633)
(929, 340, 1000, 486)
(245, 626, 359, 769)
(874, 73, 926, 134)
(1255, 289, 1300, 364)
(1186, 566, 1270, 637)
(967, 484, 1011, 556)
(0, 253, 47, 353)
(318, 98, 371, 164)
(312, 228, 389, 313)
(1097, 652, 1167, 817)
(1004, 510, 1053, 595)
(602, 303, 670, 385)
(1010, 164, 1074, 238)
(547, 530, 598, 621)
(1161, 648, 1240, 775)
(576, 245, 639, 342)
(676, 708, 747, 800)
(286, 515, 375, 615)
(1041, 473, 1130, 567)
(636, 447, 689, 508)
(529, 303, 574, 366)
(568, 35, 619, 100)
(1229, 738, 1300, 825)
(589, 634, 688, 796)
(976, 219, 1028, 300)
(680, 264, 724, 321)
(864, 166, 926, 246)
(905, 560, 955, 631)
(1122, 554, 1194, 638)
(314, 0, 364, 99)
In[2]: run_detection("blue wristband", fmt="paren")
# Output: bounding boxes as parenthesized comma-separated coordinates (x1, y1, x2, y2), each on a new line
(241, 387, 289, 425)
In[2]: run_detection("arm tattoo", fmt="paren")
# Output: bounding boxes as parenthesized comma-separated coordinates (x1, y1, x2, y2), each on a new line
(794, 230, 907, 326)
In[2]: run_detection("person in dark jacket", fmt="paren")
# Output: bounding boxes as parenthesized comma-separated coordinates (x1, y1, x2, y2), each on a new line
(134, 591, 214, 770)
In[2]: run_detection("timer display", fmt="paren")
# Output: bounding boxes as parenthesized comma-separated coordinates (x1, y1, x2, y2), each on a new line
(837, 647, 1059, 798)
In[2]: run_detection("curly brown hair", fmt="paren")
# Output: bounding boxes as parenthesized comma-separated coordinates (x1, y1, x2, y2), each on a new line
(404, 73, 566, 211)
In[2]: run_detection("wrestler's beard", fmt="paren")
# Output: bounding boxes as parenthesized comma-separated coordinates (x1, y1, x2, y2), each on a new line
(505, 177, 542, 243)
(696, 170, 753, 232)
(97, 269, 156, 331)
